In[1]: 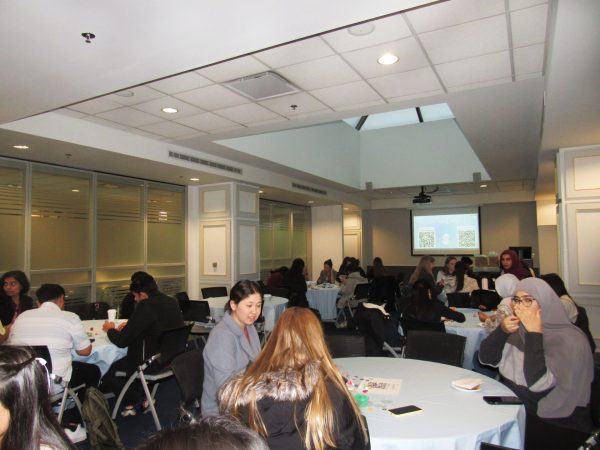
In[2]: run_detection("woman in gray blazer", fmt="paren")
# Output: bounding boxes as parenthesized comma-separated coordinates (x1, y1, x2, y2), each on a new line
(201, 280, 262, 416)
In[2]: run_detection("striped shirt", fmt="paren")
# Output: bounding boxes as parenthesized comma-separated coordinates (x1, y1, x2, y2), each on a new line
(8, 301, 91, 381)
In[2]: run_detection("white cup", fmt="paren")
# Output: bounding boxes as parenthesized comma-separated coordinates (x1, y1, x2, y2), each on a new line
(107, 309, 117, 321)
(264, 294, 272, 301)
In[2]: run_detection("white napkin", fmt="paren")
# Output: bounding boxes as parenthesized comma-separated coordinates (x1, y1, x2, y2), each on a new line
(451, 378, 483, 390)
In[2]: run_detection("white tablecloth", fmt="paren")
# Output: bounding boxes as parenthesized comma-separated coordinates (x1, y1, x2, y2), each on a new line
(334, 357, 525, 450)
(445, 308, 490, 369)
(73, 320, 127, 377)
(207, 296, 287, 331)
(307, 286, 340, 320)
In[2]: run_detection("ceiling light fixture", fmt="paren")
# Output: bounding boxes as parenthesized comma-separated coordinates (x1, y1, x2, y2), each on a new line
(259, 190, 264, 194)
(480, 184, 488, 188)
(161, 107, 178, 114)
(348, 22, 375, 36)
(189, 177, 200, 181)
(71, 189, 80, 193)
(307, 200, 314, 204)
(378, 53, 399, 65)
(13, 145, 29, 149)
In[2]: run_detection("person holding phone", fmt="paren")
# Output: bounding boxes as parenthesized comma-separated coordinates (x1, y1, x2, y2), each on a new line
(478, 278, 593, 450)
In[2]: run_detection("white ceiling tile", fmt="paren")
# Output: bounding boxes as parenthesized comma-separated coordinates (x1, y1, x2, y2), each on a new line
(109, 86, 164, 106)
(196, 56, 269, 83)
(206, 125, 245, 135)
(437, 51, 511, 88)
(514, 43, 545, 76)
(80, 116, 129, 130)
(174, 112, 240, 132)
(405, 0, 505, 33)
(419, 15, 508, 64)
(214, 103, 283, 125)
(310, 80, 382, 109)
(369, 67, 442, 99)
(511, 4, 548, 48)
(147, 72, 213, 94)
(343, 37, 429, 79)
(447, 76, 512, 93)
(509, 0, 547, 11)
(254, 37, 334, 68)
(58, 109, 88, 119)
(323, 15, 411, 53)
(284, 109, 331, 120)
(515, 72, 541, 81)
(258, 92, 330, 117)
(68, 97, 123, 115)
(137, 121, 200, 138)
(96, 107, 162, 127)
(332, 99, 385, 112)
(386, 89, 445, 104)
(278, 55, 361, 91)
(246, 117, 289, 128)
(125, 128, 164, 140)
(174, 84, 250, 110)
(131, 96, 204, 119)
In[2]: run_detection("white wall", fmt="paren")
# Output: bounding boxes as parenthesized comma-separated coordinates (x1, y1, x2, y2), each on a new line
(310, 205, 343, 281)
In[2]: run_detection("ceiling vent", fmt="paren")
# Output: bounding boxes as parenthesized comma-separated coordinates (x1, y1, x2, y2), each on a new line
(169, 150, 242, 175)
(224, 71, 299, 100)
(292, 182, 327, 196)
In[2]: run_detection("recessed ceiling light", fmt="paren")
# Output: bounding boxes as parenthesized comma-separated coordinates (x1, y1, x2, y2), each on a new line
(378, 54, 399, 65)
(71, 189, 80, 192)
(348, 22, 375, 36)
(480, 184, 488, 188)
(189, 177, 200, 181)
(115, 90, 134, 97)
(259, 190, 264, 194)
(13, 145, 29, 149)
(161, 107, 178, 114)
(307, 200, 314, 204)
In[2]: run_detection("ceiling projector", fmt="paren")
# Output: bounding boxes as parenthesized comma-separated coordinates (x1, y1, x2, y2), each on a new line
(412, 186, 437, 204)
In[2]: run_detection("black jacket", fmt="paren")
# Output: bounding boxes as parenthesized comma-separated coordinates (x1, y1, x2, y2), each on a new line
(220, 362, 370, 450)
(107, 291, 184, 373)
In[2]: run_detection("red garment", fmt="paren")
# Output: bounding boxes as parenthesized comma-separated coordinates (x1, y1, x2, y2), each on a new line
(500, 249, 531, 280)
(267, 271, 285, 288)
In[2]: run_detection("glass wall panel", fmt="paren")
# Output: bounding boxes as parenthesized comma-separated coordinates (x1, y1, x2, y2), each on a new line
(291, 207, 308, 260)
(147, 185, 185, 264)
(96, 282, 131, 309)
(156, 277, 185, 297)
(31, 167, 91, 270)
(97, 176, 143, 267)
(96, 267, 143, 283)
(30, 270, 91, 286)
(0, 162, 25, 272)
(148, 265, 185, 277)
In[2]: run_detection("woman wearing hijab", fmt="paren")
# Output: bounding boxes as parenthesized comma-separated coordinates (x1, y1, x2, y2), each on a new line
(499, 249, 531, 280)
(479, 278, 593, 450)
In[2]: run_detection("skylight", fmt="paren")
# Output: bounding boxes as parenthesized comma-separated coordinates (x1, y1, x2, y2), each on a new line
(343, 103, 454, 131)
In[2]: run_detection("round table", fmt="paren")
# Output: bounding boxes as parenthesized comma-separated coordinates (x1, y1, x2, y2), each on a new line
(73, 320, 127, 377)
(306, 285, 340, 320)
(206, 296, 287, 331)
(334, 357, 525, 450)
(445, 308, 491, 369)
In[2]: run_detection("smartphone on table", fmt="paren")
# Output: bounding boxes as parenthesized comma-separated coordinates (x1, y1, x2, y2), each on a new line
(388, 405, 423, 416)
(483, 396, 523, 405)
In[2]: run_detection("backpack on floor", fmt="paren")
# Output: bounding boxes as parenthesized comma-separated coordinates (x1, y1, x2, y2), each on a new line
(81, 387, 125, 450)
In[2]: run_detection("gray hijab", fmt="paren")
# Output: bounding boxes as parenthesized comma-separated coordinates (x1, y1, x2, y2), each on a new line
(500, 278, 593, 418)
(495, 273, 519, 299)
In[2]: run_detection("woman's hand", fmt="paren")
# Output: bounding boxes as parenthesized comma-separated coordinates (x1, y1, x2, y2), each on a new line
(514, 301, 542, 333)
(102, 321, 116, 332)
(478, 311, 492, 322)
(500, 315, 520, 334)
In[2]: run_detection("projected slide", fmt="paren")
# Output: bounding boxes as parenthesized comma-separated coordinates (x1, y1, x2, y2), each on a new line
(411, 208, 481, 255)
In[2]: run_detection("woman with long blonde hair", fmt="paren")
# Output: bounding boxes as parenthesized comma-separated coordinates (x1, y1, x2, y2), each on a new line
(219, 307, 370, 450)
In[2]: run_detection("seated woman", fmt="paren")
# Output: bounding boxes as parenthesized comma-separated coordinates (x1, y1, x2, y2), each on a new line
(0, 346, 74, 450)
(451, 261, 479, 294)
(219, 307, 370, 450)
(435, 256, 457, 293)
(335, 256, 352, 283)
(499, 249, 531, 280)
(337, 258, 367, 310)
(267, 266, 288, 288)
(479, 278, 593, 450)
(402, 279, 465, 323)
(316, 259, 337, 285)
(284, 259, 308, 307)
(202, 280, 262, 417)
(366, 257, 386, 280)
(0, 270, 36, 343)
(408, 256, 442, 300)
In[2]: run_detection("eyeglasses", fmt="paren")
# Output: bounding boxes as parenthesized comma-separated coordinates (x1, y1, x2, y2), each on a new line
(511, 295, 534, 306)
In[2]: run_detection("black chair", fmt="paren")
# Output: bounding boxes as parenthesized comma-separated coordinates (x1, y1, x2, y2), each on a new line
(201, 286, 228, 299)
(264, 286, 290, 299)
(447, 292, 471, 308)
(354, 304, 405, 357)
(324, 333, 366, 358)
(369, 276, 397, 311)
(183, 300, 211, 323)
(404, 330, 466, 367)
(353, 283, 370, 302)
(470, 290, 501, 310)
(85, 301, 110, 320)
(64, 303, 87, 320)
(400, 317, 446, 335)
(111, 323, 193, 430)
(171, 347, 204, 421)
(480, 444, 517, 450)
(575, 305, 596, 352)
(175, 291, 191, 315)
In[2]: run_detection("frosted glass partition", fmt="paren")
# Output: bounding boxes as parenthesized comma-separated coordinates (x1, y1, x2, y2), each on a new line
(147, 185, 185, 264)
(0, 163, 25, 272)
(96, 267, 143, 283)
(97, 176, 143, 267)
(31, 167, 91, 270)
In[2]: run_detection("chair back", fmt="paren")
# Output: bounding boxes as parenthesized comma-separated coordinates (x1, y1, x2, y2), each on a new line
(175, 292, 191, 315)
(353, 283, 370, 301)
(324, 332, 366, 358)
(575, 305, 596, 352)
(264, 286, 290, 299)
(369, 276, 396, 304)
(405, 330, 466, 367)
(447, 292, 471, 308)
(201, 286, 228, 299)
(64, 303, 87, 320)
(184, 301, 211, 322)
(171, 347, 204, 409)
(30, 345, 53, 373)
(157, 323, 193, 366)
(480, 443, 517, 450)
(400, 317, 446, 335)
(470, 290, 501, 310)
(87, 302, 110, 320)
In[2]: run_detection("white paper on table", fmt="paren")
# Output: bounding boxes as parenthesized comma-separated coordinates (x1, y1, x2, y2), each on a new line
(363, 377, 402, 395)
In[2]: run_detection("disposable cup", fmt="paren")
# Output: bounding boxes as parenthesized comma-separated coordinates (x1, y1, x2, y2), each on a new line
(107, 309, 117, 321)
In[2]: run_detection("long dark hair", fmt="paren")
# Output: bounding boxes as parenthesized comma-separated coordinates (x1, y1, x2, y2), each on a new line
(540, 273, 572, 299)
(289, 258, 305, 276)
(226, 280, 263, 312)
(454, 261, 467, 292)
(1, 270, 30, 295)
(404, 279, 436, 322)
(0, 346, 74, 450)
(441, 256, 457, 276)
